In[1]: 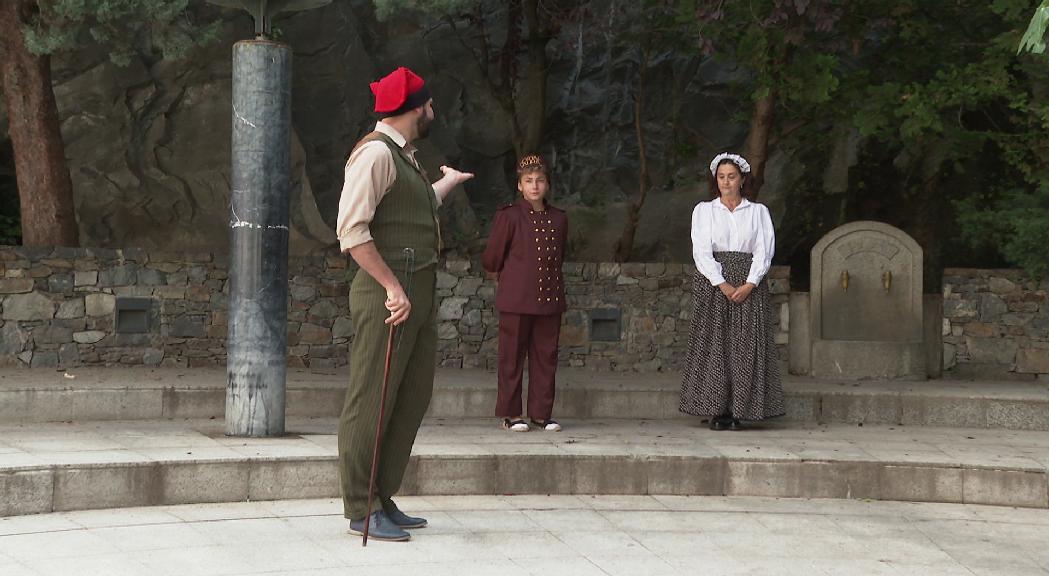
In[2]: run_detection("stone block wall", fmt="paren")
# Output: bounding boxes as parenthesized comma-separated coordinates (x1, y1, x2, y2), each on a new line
(4, 245, 1048, 379)
(436, 262, 791, 372)
(0, 246, 351, 369)
(942, 268, 1049, 380)
(0, 246, 791, 372)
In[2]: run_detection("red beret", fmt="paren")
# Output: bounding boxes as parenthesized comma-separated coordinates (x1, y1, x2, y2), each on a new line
(370, 67, 430, 115)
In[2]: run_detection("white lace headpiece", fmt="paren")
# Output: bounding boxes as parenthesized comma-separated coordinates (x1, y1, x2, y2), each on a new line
(709, 153, 751, 176)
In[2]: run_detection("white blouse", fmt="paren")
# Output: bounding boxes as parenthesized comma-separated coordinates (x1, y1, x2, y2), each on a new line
(690, 198, 775, 286)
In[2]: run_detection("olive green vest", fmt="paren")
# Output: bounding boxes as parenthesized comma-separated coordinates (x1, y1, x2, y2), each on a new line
(354, 132, 440, 271)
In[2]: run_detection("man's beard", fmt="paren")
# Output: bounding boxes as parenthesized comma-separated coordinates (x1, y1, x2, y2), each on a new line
(416, 114, 432, 140)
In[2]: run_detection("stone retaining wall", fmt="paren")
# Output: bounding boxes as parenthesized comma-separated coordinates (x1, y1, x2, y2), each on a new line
(942, 268, 1049, 380)
(0, 246, 790, 372)
(436, 262, 791, 371)
(6, 246, 1045, 379)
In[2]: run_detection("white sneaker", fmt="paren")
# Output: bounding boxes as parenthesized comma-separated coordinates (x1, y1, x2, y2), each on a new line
(531, 419, 561, 432)
(502, 418, 529, 432)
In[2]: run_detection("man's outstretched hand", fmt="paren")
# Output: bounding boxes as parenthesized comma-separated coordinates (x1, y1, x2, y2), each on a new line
(433, 165, 475, 203)
(439, 165, 475, 186)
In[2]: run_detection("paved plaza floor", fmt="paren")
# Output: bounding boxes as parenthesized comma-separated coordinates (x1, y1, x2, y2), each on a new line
(2, 367, 1047, 574)
(1, 495, 1046, 576)
(2, 416, 1048, 472)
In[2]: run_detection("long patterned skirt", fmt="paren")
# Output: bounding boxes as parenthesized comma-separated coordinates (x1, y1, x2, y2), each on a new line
(679, 251, 785, 421)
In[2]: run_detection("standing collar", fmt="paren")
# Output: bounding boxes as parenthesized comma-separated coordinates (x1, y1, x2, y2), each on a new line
(518, 198, 550, 213)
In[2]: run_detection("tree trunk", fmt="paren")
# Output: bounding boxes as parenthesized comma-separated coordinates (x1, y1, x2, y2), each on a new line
(0, 0, 79, 247)
(912, 144, 949, 292)
(503, 0, 526, 156)
(518, 0, 549, 156)
(744, 92, 773, 201)
(613, 47, 649, 263)
(745, 43, 795, 201)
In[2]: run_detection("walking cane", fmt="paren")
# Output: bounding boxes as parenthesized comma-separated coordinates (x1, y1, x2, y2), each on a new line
(362, 248, 415, 546)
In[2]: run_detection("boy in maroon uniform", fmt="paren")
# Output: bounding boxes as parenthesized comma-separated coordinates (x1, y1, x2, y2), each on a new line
(482, 155, 567, 432)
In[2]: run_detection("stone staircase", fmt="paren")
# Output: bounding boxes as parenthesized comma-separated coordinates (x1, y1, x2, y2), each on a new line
(1, 367, 1047, 517)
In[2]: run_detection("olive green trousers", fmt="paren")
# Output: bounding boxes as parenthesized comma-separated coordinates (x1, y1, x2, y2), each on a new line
(338, 265, 436, 520)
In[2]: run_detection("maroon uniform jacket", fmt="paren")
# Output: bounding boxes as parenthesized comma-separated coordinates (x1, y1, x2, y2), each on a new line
(482, 199, 568, 315)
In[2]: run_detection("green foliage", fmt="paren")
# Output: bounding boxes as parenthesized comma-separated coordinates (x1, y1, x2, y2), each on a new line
(958, 183, 1049, 279)
(848, 2, 1032, 145)
(673, 0, 1049, 277)
(1018, 0, 1049, 53)
(0, 215, 21, 246)
(844, 1, 1049, 274)
(23, 0, 221, 66)
(684, 0, 845, 110)
(781, 52, 838, 104)
(618, 0, 698, 48)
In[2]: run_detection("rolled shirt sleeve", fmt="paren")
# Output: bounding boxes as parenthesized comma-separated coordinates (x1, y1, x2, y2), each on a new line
(745, 204, 776, 286)
(691, 203, 726, 286)
(336, 141, 396, 252)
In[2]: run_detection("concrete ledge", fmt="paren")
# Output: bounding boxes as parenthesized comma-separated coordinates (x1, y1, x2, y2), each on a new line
(496, 455, 573, 495)
(10, 454, 1046, 517)
(3, 418, 1046, 516)
(811, 340, 926, 380)
(962, 468, 1049, 508)
(249, 459, 337, 501)
(403, 456, 496, 495)
(645, 456, 726, 496)
(878, 465, 964, 504)
(0, 470, 52, 516)
(3, 368, 1049, 430)
(53, 464, 162, 511)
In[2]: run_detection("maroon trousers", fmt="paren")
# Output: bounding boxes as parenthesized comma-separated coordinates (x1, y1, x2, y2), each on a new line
(495, 312, 561, 420)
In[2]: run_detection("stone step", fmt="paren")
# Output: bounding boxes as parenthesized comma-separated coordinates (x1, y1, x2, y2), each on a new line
(2, 418, 1046, 517)
(2, 367, 1049, 430)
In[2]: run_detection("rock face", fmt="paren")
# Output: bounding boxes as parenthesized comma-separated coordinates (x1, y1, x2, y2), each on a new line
(1, 1, 813, 261)
(48, 12, 337, 256)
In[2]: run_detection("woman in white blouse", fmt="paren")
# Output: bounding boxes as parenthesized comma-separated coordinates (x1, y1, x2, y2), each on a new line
(679, 153, 785, 431)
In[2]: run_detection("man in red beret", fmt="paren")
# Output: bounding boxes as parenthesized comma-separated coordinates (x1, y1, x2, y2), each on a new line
(336, 66, 474, 542)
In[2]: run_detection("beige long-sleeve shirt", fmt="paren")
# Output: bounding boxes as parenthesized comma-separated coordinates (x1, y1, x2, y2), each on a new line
(336, 122, 440, 252)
